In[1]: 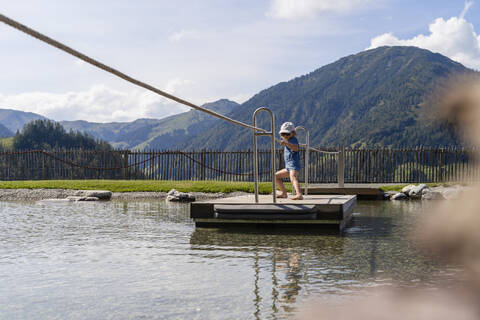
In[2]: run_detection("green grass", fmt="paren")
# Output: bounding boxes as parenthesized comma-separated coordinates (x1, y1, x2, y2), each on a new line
(0, 180, 292, 194)
(1, 179, 463, 194)
(0, 137, 14, 149)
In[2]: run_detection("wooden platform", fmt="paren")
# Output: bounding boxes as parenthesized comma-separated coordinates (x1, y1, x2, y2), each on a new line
(190, 194, 356, 233)
(302, 184, 391, 200)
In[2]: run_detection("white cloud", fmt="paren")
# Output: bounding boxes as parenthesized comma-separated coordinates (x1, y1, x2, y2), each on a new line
(0, 81, 194, 122)
(168, 29, 198, 42)
(267, 0, 371, 20)
(368, 2, 480, 69)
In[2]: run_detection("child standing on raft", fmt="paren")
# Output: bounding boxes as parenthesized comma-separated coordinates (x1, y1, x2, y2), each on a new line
(276, 122, 303, 200)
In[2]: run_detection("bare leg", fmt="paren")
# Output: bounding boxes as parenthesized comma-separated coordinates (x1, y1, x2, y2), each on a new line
(275, 169, 289, 197)
(290, 170, 303, 200)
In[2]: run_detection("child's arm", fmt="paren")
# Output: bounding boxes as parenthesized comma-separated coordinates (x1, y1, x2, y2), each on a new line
(280, 139, 299, 152)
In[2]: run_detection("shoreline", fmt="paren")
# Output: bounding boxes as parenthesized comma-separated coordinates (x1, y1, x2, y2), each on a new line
(0, 188, 251, 201)
(0, 183, 470, 201)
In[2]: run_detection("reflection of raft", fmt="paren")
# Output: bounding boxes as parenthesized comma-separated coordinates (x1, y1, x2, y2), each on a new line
(190, 194, 356, 233)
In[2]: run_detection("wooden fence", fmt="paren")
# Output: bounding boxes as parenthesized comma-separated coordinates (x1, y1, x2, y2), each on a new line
(0, 148, 478, 183)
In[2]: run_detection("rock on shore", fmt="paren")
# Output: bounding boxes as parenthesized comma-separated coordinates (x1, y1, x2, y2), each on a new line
(387, 184, 470, 201)
(166, 189, 196, 202)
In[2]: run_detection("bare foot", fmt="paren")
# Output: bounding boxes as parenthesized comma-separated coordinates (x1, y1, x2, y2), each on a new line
(277, 193, 288, 198)
(291, 195, 303, 200)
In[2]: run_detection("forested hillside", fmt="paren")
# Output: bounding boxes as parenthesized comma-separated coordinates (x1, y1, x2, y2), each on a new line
(13, 120, 111, 150)
(0, 123, 12, 138)
(181, 46, 470, 150)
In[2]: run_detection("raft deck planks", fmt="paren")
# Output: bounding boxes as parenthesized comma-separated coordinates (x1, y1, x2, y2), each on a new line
(190, 194, 356, 233)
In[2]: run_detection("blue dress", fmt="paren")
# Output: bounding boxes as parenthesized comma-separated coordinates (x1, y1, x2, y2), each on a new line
(283, 136, 301, 171)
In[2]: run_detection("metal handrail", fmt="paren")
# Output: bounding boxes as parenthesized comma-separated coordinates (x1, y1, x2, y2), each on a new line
(295, 126, 309, 195)
(253, 107, 276, 203)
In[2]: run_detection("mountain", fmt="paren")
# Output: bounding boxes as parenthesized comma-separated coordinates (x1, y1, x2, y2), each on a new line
(181, 46, 471, 150)
(0, 108, 48, 133)
(2, 46, 472, 150)
(60, 99, 239, 149)
(0, 123, 13, 138)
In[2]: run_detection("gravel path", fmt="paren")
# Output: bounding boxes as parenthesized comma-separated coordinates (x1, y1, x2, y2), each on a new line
(0, 188, 250, 201)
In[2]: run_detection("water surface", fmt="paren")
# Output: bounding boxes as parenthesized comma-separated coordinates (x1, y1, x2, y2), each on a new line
(0, 200, 456, 319)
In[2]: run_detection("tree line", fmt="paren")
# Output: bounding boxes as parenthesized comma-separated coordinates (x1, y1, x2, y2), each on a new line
(11, 119, 112, 151)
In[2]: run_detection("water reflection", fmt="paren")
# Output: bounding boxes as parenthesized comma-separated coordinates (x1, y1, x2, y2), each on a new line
(0, 199, 455, 320)
(189, 201, 450, 319)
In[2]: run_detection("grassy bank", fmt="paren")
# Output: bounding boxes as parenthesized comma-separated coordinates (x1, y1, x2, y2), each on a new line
(0, 180, 292, 194)
(0, 180, 463, 194)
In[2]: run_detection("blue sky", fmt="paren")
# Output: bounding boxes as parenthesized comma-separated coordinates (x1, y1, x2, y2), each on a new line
(0, 0, 479, 122)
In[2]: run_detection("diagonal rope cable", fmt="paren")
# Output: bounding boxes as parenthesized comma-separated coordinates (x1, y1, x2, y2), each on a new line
(0, 13, 337, 154)
(0, 13, 262, 131)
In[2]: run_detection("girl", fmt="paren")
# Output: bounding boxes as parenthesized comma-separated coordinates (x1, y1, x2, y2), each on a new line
(276, 122, 303, 200)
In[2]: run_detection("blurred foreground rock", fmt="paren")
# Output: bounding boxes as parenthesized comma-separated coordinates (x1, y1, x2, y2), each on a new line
(300, 74, 480, 319)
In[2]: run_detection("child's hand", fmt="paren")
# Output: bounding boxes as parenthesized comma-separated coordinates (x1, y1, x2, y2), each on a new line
(280, 140, 287, 146)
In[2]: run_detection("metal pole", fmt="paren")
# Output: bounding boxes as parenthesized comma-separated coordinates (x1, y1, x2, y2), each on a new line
(338, 145, 345, 188)
(295, 126, 309, 195)
(253, 107, 276, 203)
(253, 118, 259, 203)
(271, 118, 277, 203)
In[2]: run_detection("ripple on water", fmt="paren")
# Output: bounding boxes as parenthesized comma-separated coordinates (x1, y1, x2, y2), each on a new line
(0, 199, 459, 320)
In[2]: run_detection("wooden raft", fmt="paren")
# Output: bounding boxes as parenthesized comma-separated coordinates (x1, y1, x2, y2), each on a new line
(190, 194, 356, 233)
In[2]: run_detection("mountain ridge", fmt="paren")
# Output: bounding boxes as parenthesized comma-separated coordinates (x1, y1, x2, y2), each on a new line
(1, 46, 474, 150)
(60, 99, 239, 149)
(180, 46, 471, 150)
(0, 108, 48, 133)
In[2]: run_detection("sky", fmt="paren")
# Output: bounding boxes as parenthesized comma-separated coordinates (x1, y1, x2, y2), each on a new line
(0, 0, 479, 123)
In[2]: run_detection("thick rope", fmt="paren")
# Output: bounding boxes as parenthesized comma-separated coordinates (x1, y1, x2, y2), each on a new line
(0, 13, 261, 131)
(0, 13, 337, 155)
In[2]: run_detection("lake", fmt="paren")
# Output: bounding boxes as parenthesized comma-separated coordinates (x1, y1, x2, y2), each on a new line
(0, 199, 458, 319)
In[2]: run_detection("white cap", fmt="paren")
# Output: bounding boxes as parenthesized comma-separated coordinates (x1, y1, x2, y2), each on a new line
(279, 122, 295, 134)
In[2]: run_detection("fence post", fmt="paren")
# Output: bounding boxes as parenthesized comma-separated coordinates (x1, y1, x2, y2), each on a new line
(201, 150, 206, 180)
(123, 150, 129, 179)
(338, 145, 345, 188)
(440, 148, 445, 182)
(42, 151, 46, 180)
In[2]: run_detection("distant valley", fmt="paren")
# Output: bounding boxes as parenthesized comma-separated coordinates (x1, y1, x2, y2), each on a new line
(60, 99, 239, 149)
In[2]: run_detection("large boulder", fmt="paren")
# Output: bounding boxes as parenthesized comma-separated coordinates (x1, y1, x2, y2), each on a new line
(401, 185, 416, 194)
(391, 192, 408, 200)
(67, 196, 101, 201)
(74, 190, 112, 200)
(166, 189, 196, 202)
(408, 184, 429, 199)
(383, 191, 398, 200)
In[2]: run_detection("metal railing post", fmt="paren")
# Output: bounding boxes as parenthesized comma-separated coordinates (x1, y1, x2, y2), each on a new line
(338, 145, 345, 188)
(253, 107, 276, 203)
(295, 126, 309, 195)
